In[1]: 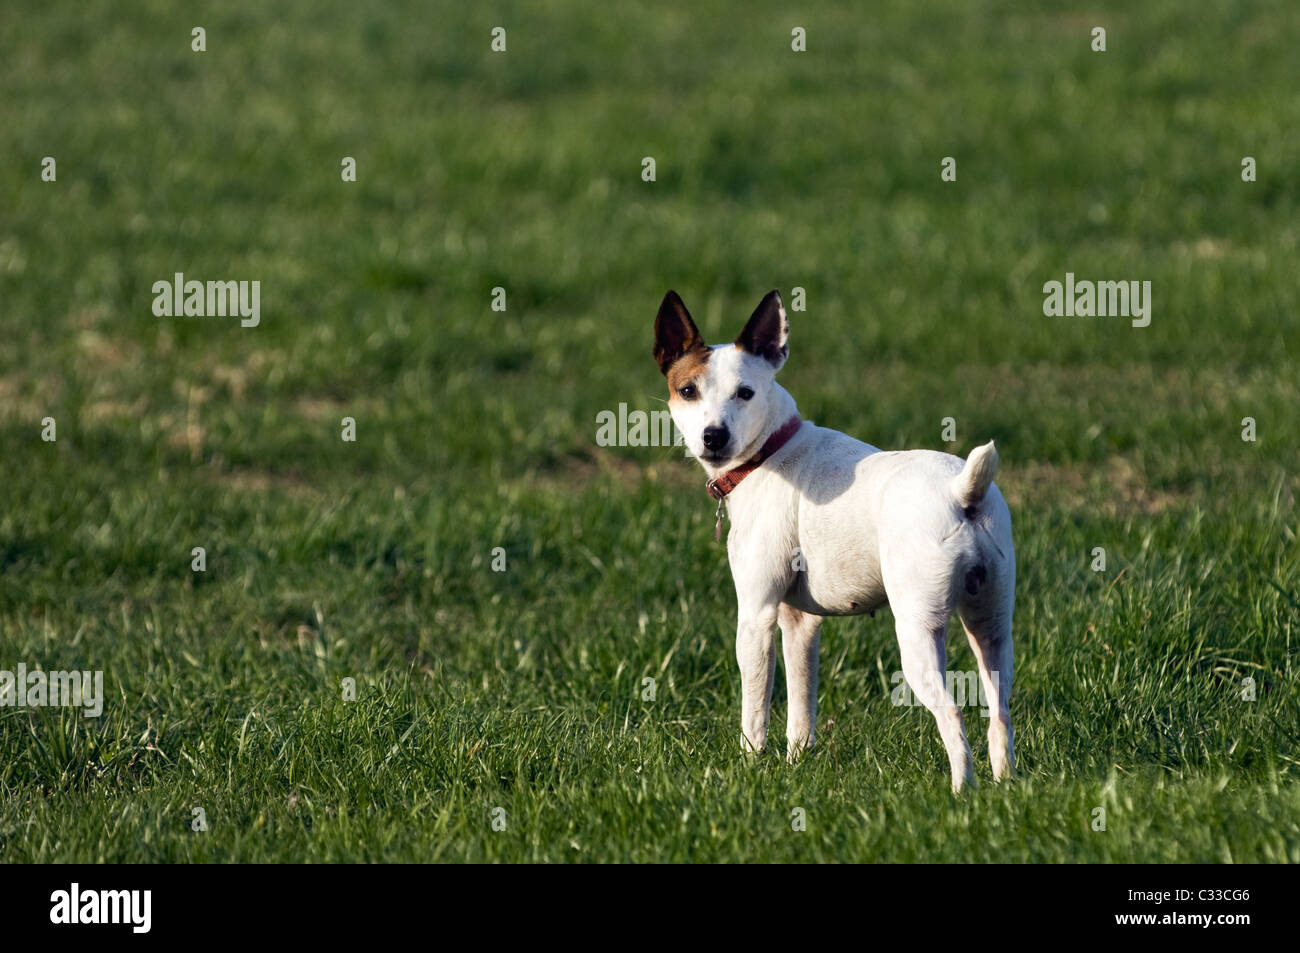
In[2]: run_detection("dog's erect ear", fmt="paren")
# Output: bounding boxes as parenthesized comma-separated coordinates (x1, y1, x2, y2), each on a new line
(736, 290, 788, 370)
(653, 290, 704, 375)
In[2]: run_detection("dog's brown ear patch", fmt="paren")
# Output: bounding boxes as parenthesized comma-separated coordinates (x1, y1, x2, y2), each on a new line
(736, 290, 788, 369)
(654, 290, 705, 375)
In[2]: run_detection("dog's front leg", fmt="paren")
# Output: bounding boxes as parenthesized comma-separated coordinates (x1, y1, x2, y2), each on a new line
(778, 602, 821, 760)
(736, 604, 779, 754)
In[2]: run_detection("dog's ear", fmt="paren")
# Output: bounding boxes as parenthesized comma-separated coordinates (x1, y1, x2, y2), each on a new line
(736, 290, 788, 370)
(653, 290, 704, 375)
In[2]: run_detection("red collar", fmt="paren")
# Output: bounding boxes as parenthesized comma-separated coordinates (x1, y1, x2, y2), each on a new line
(706, 416, 803, 500)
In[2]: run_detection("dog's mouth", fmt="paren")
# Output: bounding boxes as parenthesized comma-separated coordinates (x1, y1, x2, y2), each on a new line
(696, 450, 727, 464)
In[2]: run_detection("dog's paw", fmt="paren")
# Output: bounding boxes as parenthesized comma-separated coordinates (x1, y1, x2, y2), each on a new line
(951, 771, 979, 794)
(785, 742, 815, 764)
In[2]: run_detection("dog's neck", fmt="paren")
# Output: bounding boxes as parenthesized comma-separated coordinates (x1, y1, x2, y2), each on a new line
(697, 383, 801, 480)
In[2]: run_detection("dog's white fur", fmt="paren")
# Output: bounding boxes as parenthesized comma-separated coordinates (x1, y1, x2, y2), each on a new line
(654, 290, 1015, 791)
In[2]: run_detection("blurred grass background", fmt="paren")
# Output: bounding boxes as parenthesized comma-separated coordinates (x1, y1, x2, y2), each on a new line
(0, 0, 1297, 861)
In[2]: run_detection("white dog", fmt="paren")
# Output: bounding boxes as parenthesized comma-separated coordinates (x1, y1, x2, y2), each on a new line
(653, 289, 1015, 791)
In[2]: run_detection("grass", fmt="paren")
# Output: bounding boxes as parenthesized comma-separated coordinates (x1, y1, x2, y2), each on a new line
(0, 0, 1297, 862)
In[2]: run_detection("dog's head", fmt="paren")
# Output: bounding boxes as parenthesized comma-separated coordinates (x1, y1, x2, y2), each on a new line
(653, 289, 789, 470)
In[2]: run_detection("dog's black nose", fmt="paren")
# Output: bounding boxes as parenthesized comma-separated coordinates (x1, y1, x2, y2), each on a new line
(702, 425, 730, 453)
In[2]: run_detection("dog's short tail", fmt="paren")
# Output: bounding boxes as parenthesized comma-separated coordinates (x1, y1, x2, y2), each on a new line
(952, 440, 999, 510)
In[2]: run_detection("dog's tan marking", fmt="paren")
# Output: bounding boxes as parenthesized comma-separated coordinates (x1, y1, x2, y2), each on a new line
(666, 346, 712, 400)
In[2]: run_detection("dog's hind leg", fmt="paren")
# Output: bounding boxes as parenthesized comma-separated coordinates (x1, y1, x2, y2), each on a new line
(958, 555, 1016, 781)
(893, 609, 976, 792)
(778, 602, 822, 761)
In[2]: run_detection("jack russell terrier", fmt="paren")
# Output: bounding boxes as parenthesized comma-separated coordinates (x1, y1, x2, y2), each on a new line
(653, 289, 1015, 791)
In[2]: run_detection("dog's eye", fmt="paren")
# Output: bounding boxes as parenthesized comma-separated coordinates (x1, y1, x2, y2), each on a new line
(737, 386, 754, 401)
(678, 383, 698, 400)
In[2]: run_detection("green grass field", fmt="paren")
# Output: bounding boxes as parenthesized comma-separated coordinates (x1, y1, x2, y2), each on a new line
(1, 0, 1298, 862)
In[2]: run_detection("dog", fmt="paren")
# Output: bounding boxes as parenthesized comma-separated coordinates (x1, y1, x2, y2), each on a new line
(653, 289, 1015, 791)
